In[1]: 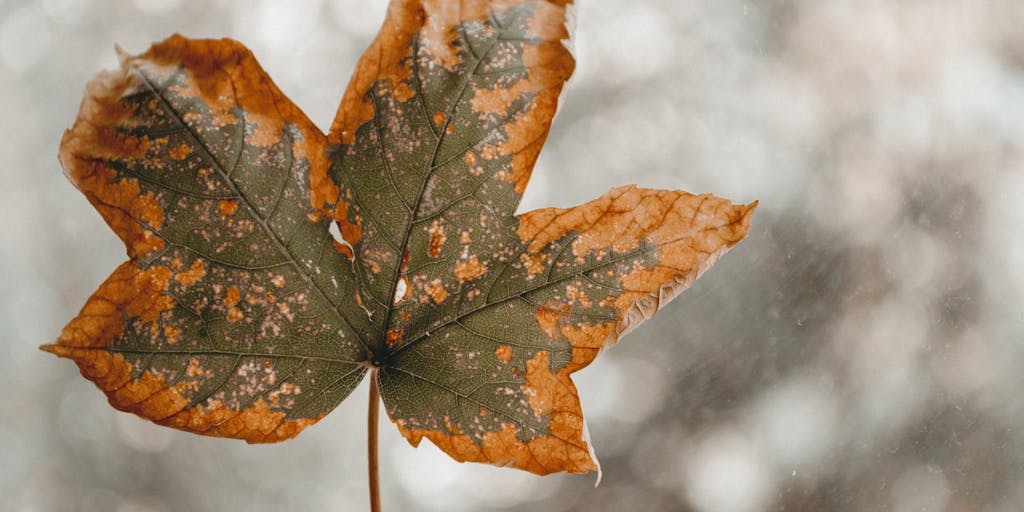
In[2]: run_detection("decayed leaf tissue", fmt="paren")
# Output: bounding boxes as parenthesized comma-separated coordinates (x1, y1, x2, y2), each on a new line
(42, 0, 754, 475)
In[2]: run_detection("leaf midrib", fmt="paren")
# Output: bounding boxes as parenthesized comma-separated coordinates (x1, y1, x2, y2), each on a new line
(374, 30, 504, 353)
(106, 346, 359, 365)
(387, 243, 647, 360)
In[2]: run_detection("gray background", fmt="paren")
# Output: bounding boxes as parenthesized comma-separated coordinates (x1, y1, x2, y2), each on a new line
(3, 0, 1023, 511)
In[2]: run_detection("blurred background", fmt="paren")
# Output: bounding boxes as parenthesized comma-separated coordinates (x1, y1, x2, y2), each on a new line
(3, 0, 1023, 510)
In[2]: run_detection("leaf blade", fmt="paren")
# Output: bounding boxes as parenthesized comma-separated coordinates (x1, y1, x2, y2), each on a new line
(45, 35, 370, 442)
(381, 185, 755, 473)
(46, 0, 758, 476)
(328, 0, 577, 348)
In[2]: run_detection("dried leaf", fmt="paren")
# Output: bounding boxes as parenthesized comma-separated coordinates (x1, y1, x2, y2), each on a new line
(44, 0, 755, 475)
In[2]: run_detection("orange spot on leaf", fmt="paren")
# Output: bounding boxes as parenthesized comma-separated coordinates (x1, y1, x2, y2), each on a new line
(218, 199, 238, 217)
(174, 259, 205, 287)
(163, 325, 183, 344)
(520, 253, 546, 278)
(454, 256, 486, 282)
(534, 304, 567, 339)
(168, 143, 192, 160)
(423, 280, 448, 305)
(387, 329, 403, 348)
(495, 345, 512, 364)
(225, 285, 241, 306)
(427, 219, 446, 258)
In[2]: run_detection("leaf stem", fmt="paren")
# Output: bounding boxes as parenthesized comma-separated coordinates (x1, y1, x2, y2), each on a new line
(368, 369, 381, 512)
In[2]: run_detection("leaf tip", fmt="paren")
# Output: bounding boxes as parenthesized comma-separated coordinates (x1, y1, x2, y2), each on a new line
(737, 199, 759, 235)
(39, 343, 70, 358)
(113, 43, 131, 66)
(581, 414, 602, 485)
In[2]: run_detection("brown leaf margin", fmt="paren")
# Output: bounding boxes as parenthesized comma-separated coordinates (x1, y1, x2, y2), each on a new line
(42, 36, 331, 443)
(42, 264, 322, 443)
(396, 187, 757, 474)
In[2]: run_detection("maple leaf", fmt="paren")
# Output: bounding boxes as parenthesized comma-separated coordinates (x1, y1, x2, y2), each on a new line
(43, 0, 755, 475)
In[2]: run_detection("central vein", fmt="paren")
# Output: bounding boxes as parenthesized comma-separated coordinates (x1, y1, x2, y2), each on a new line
(374, 30, 504, 357)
